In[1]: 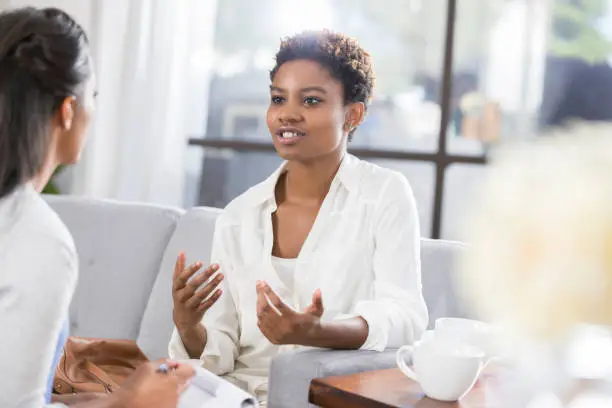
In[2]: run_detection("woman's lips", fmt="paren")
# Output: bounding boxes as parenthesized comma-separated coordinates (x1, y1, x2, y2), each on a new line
(276, 128, 306, 145)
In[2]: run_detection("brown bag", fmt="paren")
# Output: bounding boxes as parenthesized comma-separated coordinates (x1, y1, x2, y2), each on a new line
(53, 337, 149, 395)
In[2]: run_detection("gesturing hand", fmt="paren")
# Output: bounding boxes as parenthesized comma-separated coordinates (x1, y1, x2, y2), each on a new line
(172, 252, 223, 332)
(256, 280, 324, 346)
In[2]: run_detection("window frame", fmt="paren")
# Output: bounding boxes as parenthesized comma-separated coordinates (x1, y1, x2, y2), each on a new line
(188, 0, 486, 239)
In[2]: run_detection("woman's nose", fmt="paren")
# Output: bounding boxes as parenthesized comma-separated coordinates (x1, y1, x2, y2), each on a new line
(278, 105, 303, 123)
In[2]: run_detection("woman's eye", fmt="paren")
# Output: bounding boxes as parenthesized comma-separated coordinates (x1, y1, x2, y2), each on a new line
(304, 97, 321, 106)
(271, 96, 284, 104)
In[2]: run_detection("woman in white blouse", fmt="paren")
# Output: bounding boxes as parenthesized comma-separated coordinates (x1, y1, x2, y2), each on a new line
(169, 30, 428, 404)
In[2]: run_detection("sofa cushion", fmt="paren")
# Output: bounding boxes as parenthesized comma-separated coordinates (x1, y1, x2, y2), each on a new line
(421, 238, 471, 327)
(45, 195, 183, 340)
(138, 206, 222, 359)
(269, 348, 397, 408)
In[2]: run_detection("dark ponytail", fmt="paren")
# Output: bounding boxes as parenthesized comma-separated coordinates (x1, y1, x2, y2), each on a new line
(0, 7, 91, 199)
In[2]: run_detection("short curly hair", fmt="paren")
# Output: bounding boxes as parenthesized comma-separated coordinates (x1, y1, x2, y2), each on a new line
(270, 30, 375, 138)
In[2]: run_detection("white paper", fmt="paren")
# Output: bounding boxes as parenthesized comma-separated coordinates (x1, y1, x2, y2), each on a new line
(178, 367, 258, 408)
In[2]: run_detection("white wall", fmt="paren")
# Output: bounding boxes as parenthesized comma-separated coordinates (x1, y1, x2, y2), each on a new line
(2, 0, 218, 205)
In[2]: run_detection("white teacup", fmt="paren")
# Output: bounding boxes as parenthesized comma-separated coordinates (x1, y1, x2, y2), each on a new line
(434, 318, 499, 359)
(396, 340, 486, 401)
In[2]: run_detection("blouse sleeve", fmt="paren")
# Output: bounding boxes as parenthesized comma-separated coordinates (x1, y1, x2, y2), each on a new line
(354, 173, 429, 351)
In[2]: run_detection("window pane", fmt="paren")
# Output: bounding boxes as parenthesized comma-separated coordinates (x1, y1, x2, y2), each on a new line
(540, 0, 612, 127)
(447, 0, 550, 155)
(192, 150, 283, 208)
(450, 0, 612, 154)
(205, 0, 448, 152)
(441, 163, 486, 240)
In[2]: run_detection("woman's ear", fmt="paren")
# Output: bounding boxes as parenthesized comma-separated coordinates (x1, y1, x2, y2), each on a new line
(344, 102, 366, 132)
(58, 96, 77, 131)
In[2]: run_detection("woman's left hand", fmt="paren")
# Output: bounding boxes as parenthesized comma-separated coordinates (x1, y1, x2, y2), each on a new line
(256, 281, 324, 345)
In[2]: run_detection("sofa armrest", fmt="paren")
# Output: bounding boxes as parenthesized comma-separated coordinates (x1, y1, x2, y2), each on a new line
(268, 348, 397, 408)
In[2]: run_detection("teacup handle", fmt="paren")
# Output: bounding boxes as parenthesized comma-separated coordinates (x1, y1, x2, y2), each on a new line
(396, 345, 419, 382)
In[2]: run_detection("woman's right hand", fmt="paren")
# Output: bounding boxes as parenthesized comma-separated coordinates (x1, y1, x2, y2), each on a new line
(112, 360, 194, 408)
(172, 252, 224, 332)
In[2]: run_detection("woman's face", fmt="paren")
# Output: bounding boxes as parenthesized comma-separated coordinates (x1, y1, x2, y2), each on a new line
(56, 69, 97, 165)
(267, 59, 359, 162)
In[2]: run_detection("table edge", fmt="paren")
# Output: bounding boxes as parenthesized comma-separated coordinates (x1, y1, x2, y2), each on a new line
(309, 377, 399, 408)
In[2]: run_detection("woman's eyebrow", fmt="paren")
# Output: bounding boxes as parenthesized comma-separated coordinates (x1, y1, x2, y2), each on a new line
(270, 85, 328, 94)
(270, 86, 286, 93)
(300, 86, 327, 94)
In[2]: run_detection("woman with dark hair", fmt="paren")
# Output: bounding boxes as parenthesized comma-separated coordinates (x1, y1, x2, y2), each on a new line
(169, 30, 428, 406)
(0, 7, 193, 408)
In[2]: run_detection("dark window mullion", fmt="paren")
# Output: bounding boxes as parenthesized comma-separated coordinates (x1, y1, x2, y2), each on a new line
(188, 138, 485, 165)
(431, 0, 457, 239)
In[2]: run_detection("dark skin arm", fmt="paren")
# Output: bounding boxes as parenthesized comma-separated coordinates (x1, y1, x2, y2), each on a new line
(256, 281, 369, 349)
(177, 323, 208, 359)
(308, 317, 370, 349)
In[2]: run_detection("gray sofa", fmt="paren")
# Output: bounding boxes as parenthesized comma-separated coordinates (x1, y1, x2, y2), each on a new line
(45, 195, 470, 408)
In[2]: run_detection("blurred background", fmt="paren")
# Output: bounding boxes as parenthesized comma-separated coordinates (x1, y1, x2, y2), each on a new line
(3, 0, 612, 240)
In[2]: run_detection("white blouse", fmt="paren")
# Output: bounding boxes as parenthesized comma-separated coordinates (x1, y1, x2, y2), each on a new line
(169, 154, 428, 396)
(271, 256, 296, 295)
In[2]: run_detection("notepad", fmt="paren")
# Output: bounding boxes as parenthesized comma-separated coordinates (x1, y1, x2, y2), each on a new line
(178, 366, 258, 408)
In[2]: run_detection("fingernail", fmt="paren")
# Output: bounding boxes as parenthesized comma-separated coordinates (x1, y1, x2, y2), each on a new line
(212, 264, 219, 270)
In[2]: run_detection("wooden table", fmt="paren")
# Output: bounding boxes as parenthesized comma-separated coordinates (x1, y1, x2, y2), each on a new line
(309, 367, 500, 408)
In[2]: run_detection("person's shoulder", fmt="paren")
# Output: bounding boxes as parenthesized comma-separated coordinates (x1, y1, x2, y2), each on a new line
(26, 190, 76, 253)
(9, 188, 76, 266)
(350, 156, 412, 198)
(0, 187, 78, 286)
